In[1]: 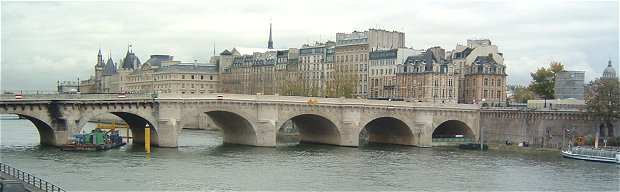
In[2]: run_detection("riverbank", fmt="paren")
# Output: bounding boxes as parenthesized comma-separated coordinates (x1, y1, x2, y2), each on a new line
(489, 144, 560, 153)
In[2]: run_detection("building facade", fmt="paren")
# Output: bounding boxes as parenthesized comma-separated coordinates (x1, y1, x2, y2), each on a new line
(80, 28, 509, 106)
(395, 47, 459, 103)
(554, 71, 585, 100)
(462, 55, 507, 105)
(333, 29, 406, 98)
(368, 48, 420, 99)
(81, 49, 219, 95)
(298, 41, 335, 97)
(447, 39, 507, 105)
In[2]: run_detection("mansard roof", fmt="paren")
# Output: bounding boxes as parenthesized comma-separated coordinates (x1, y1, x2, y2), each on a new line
(144, 55, 174, 67)
(129, 63, 218, 76)
(473, 55, 498, 65)
(220, 49, 232, 56)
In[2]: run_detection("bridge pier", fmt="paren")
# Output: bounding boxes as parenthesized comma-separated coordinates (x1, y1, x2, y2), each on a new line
(254, 120, 277, 147)
(415, 113, 434, 147)
(157, 118, 180, 147)
(339, 121, 360, 147)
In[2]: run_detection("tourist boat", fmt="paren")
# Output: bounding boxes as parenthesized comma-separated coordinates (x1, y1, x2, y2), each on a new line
(61, 128, 126, 151)
(561, 146, 620, 164)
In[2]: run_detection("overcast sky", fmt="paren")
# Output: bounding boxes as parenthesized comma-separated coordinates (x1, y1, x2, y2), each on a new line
(1, 0, 618, 91)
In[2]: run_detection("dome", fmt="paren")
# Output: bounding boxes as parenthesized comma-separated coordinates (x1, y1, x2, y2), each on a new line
(602, 59, 617, 80)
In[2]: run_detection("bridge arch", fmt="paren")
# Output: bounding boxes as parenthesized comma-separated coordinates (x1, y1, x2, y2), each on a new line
(432, 120, 475, 146)
(359, 117, 415, 146)
(204, 110, 257, 146)
(77, 111, 159, 146)
(1, 113, 57, 146)
(277, 113, 341, 146)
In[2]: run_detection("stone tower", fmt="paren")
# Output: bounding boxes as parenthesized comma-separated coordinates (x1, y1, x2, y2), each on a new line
(94, 48, 105, 93)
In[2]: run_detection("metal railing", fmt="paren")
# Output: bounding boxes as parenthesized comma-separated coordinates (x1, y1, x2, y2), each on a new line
(0, 162, 65, 192)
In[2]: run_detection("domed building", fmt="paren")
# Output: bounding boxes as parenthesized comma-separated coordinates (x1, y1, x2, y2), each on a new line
(602, 59, 617, 80)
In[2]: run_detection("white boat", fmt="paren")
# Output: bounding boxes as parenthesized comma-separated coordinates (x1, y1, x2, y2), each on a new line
(561, 146, 620, 164)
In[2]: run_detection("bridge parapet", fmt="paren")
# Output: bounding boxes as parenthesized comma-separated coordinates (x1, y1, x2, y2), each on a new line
(0, 93, 153, 101)
(155, 93, 481, 111)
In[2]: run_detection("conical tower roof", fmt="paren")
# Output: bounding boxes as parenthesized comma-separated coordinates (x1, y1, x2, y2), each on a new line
(103, 57, 117, 76)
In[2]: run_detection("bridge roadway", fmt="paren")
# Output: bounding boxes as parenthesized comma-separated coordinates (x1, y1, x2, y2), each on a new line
(0, 93, 480, 148)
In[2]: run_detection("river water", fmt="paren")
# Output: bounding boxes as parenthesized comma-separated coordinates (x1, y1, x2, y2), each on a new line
(1, 118, 618, 191)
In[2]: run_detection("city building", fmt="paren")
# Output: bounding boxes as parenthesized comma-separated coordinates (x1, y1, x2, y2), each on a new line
(81, 48, 218, 95)
(447, 39, 507, 105)
(368, 48, 420, 99)
(298, 41, 335, 97)
(554, 71, 585, 99)
(219, 47, 280, 95)
(333, 29, 406, 98)
(395, 47, 459, 103)
(462, 55, 507, 106)
(79, 28, 511, 106)
(124, 56, 219, 94)
(274, 48, 300, 95)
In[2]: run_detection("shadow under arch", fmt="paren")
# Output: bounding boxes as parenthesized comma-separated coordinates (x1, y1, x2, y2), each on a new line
(81, 112, 159, 146)
(360, 117, 414, 146)
(204, 110, 257, 146)
(278, 114, 341, 146)
(432, 120, 474, 146)
(2, 113, 57, 146)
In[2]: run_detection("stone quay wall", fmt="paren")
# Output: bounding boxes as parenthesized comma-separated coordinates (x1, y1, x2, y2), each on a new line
(480, 109, 619, 148)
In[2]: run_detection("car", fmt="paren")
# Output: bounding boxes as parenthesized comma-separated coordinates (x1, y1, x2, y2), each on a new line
(14, 94, 23, 99)
(217, 95, 224, 100)
(117, 94, 127, 98)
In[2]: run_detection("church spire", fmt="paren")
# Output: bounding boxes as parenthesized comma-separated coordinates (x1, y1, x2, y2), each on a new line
(95, 48, 105, 68)
(608, 58, 612, 67)
(268, 22, 273, 49)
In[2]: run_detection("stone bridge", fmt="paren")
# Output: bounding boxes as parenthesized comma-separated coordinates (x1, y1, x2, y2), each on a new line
(0, 94, 480, 148)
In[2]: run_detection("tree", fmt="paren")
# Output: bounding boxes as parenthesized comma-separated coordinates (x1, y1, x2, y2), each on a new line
(585, 78, 620, 138)
(512, 85, 535, 103)
(528, 61, 564, 99)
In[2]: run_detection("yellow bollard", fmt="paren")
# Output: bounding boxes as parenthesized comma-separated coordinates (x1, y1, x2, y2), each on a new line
(145, 127, 151, 154)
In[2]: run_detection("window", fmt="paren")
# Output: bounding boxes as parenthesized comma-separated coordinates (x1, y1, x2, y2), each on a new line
(201, 75, 204, 80)
(210, 76, 213, 80)
(182, 75, 185, 79)
(484, 78, 488, 86)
